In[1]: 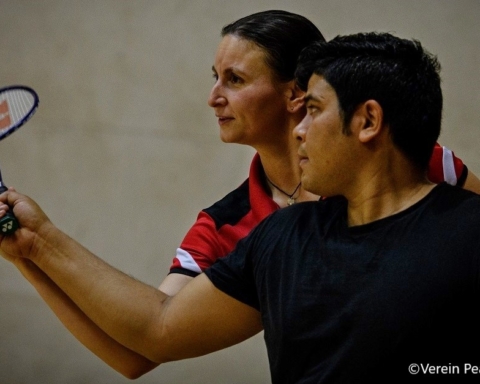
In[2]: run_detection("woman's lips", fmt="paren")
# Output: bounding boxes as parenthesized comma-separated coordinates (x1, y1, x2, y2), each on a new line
(216, 116, 234, 125)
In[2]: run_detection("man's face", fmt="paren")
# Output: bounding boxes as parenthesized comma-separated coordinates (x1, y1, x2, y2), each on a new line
(294, 75, 357, 197)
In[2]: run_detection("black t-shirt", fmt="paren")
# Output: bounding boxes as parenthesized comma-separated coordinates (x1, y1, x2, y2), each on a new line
(205, 184, 480, 383)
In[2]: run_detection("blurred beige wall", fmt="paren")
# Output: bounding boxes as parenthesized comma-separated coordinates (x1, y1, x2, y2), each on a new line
(0, 1, 478, 383)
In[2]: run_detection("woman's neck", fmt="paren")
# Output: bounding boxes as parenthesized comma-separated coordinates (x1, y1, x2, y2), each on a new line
(256, 140, 319, 207)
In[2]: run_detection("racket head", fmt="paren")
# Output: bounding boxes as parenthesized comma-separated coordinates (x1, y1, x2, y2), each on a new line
(0, 85, 39, 141)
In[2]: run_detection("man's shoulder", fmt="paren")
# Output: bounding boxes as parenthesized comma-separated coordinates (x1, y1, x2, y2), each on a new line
(433, 183, 480, 208)
(427, 184, 480, 228)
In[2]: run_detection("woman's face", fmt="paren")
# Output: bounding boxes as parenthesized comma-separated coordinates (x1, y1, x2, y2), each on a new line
(208, 35, 291, 147)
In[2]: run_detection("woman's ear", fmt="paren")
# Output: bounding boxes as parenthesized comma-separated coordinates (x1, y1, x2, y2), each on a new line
(354, 100, 384, 143)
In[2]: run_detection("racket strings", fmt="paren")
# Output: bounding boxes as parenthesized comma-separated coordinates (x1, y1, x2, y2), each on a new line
(0, 90, 35, 132)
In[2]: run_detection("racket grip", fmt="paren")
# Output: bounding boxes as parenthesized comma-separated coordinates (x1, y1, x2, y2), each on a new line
(0, 186, 19, 235)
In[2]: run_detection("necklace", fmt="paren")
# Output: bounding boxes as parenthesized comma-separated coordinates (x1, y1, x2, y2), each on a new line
(266, 177, 301, 206)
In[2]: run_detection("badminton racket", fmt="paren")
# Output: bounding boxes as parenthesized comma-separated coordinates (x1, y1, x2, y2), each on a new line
(0, 85, 39, 234)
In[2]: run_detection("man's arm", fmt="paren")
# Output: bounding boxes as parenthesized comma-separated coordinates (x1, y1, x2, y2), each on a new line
(0, 189, 262, 365)
(6, 257, 158, 379)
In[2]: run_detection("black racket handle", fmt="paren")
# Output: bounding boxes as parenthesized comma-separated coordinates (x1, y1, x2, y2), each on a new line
(0, 186, 19, 235)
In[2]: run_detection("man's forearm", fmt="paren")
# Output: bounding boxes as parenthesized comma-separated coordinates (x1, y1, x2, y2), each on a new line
(28, 225, 172, 362)
(13, 257, 159, 378)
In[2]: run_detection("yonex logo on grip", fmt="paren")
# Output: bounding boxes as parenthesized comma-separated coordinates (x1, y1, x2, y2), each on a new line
(2, 220, 13, 232)
(0, 100, 11, 130)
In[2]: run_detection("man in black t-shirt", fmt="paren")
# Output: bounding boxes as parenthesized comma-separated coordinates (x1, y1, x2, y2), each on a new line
(205, 34, 480, 382)
(1, 32, 479, 383)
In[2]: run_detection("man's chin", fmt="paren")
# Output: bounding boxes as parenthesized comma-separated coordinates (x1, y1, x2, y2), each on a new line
(301, 176, 326, 197)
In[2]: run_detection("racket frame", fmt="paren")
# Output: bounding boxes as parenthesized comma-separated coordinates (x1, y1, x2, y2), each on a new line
(0, 85, 39, 141)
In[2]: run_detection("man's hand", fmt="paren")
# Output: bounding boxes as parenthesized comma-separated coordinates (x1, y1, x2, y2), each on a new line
(0, 187, 54, 262)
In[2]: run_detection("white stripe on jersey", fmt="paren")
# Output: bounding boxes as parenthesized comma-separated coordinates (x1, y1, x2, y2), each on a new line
(175, 248, 202, 274)
(442, 146, 457, 186)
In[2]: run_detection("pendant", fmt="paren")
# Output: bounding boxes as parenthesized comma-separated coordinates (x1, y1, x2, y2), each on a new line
(287, 197, 295, 206)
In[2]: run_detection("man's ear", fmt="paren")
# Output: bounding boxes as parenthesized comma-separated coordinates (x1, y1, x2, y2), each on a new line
(353, 100, 384, 143)
(286, 82, 306, 113)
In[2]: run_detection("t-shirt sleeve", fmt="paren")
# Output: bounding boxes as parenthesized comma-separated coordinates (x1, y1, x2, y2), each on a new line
(204, 233, 260, 311)
(169, 211, 224, 277)
(427, 143, 468, 187)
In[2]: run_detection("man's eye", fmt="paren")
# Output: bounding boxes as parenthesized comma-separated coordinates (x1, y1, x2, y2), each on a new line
(212, 73, 219, 82)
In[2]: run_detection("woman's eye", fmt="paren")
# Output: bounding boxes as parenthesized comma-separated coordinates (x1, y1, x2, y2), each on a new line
(211, 72, 243, 85)
(230, 74, 242, 84)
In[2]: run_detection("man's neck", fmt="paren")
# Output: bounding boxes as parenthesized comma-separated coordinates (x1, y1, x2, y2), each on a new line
(346, 178, 435, 227)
